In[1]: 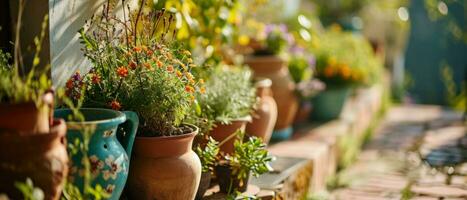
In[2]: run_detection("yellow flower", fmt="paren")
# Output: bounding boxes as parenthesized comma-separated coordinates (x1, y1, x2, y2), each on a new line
(238, 35, 250, 46)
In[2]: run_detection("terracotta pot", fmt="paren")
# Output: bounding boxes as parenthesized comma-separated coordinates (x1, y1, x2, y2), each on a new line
(127, 125, 201, 200)
(0, 92, 54, 134)
(210, 116, 251, 155)
(195, 171, 212, 200)
(245, 78, 277, 144)
(293, 101, 313, 124)
(0, 119, 68, 200)
(244, 56, 299, 131)
(215, 164, 249, 193)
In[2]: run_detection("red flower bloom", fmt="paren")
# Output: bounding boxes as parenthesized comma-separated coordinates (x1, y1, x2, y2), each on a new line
(117, 66, 129, 78)
(128, 61, 137, 70)
(110, 100, 121, 110)
(91, 74, 101, 84)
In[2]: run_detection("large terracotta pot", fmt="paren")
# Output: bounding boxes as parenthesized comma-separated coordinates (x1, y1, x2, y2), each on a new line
(55, 108, 139, 200)
(0, 92, 54, 134)
(210, 116, 251, 155)
(244, 56, 299, 132)
(127, 125, 201, 200)
(245, 78, 277, 144)
(0, 119, 68, 200)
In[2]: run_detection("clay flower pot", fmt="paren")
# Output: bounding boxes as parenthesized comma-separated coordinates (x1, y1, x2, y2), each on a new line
(127, 124, 202, 200)
(0, 119, 68, 200)
(215, 164, 249, 193)
(244, 56, 299, 138)
(245, 78, 277, 144)
(195, 171, 212, 200)
(0, 92, 54, 134)
(210, 116, 252, 155)
(55, 108, 139, 200)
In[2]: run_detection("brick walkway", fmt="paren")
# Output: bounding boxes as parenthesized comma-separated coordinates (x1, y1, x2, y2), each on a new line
(329, 105, 466, 200)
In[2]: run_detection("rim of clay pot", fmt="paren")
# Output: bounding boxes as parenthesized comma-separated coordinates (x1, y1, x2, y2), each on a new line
(254, 77, 272, 88)
(133, 124, 199, 158)
(54, 108, 126, 130)
(216, 115, 252, 125)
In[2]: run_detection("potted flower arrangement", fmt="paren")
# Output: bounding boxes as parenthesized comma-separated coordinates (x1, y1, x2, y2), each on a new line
(243, 23, 299, 141)
(287, 46, 325, 124)
(59, 4, 203, 199)
(190, 66, 256, 155)
(0, 11, 68, 199)
(215, 131, 273, 195)
(310, 27, 382, 121)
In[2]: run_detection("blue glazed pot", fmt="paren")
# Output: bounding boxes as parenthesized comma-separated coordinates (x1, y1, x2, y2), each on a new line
(310, 86, 351, 121)
(55, 108, 138, 199)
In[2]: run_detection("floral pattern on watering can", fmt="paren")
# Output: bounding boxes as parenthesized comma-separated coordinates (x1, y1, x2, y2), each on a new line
(55, 108, 138, 200)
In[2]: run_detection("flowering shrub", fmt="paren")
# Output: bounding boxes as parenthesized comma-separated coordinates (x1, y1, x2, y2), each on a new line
(312, 27, 383, 87)
(255, 24, 294, 55)
(67, 5, 202, 136)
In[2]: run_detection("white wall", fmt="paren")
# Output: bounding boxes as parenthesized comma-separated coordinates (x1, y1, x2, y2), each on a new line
(49, 0, 136, 87)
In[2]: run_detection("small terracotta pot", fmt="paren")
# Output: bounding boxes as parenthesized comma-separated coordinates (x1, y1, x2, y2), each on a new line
(127, 125, 201, 200)
(245, 78, 277, 144)
(293, 101, 313, 125)
(0, 92, 54, 134)
(244, 56, 299, 131)
(215, 164, 249, 193)
(0, 119, 68, 200)
(210, 116, 252, 155)
(195, 171, 212, 200)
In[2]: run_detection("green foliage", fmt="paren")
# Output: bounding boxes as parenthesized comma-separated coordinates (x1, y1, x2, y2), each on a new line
(191, 66, 256, 130)
(312, 28, 383, 87)
(73, 5, 202, 136)
(312, 0, 369, 22)
(0, 15, 51, 106)
(194, 137, 220, 172)
(227, 131, 273, 181)
(14, 178, 44, 200)
(288, 52, 314, 83)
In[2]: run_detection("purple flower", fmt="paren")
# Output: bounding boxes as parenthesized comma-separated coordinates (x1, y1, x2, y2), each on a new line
(307, 55, 316, 69)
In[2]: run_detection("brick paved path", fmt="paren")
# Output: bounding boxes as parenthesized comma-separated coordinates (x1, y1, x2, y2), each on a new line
(330, 105, 466, 200)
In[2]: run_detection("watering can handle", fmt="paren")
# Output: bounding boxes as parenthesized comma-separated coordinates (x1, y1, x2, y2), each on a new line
(117, 111, 139, 157)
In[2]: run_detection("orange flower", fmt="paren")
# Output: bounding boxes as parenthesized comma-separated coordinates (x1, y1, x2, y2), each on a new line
(133, 46, 142, 52)
(323, 66, 335, 78)
(143, 62, 152, 70)
(66, 79, 73, 89)
(185, 85, 194, 93)
(339, 64, 351, 79)
(200, 87, 206, 94)
(146, 49, 153, 56)
(110, 100, 121, 110)
(117, 66, 129, 78)
(166, 65, 174, 72)
(157, 60, 163, 68)
(185, 72, 194, 81)
(91, 74, 101, 84)
(128, 61, 137, 70)
(199, 79, 205, 84)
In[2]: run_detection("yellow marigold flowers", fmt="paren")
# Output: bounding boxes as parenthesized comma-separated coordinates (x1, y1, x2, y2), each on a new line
(143, 62, 152, 70)
(117, 66, 129, 78)
(200, 87, 206, 94)
(199, 79, 205, 84)
(339, 64, 351, 79)
(176, 70, 183, 78)
(190, 94, 195, 101)
(182, 50, 191, 56)
(110, 100, 121, 110)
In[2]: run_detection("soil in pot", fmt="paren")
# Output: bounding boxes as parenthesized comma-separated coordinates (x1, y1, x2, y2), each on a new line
(245, 78, 277, 145)
(127, 124, 201, 200)
(0, 119, 68, 200)
(215, 164, 249, 194)
(195, 171, 212, 200)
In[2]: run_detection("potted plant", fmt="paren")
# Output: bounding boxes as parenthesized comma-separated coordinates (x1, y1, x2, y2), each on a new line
(287, 46, 325, 124)
(243, 24, 299, 141)
(310, 28, 382, 121)
(215, 131, 273, 195)
(0, 10, 68, 199)
(193, 137, 219, 200)
(190, 66, 256, 154)
(59, 4, 203, 199)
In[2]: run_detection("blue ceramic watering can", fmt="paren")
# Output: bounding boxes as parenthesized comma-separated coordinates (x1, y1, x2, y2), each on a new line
(55, 108, 138, 199)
